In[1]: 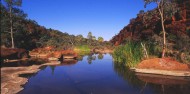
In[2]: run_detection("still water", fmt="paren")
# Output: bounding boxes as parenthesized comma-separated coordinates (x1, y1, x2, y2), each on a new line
(19, 54, 190, 94)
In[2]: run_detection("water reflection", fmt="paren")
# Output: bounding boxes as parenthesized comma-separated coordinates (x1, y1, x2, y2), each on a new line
(113, 61, 190, 94)
(76, 55, 83, 61)
(87, 54, 96, 64)
(136, 73, 190, 85)
(16, 54, 190, 94)
(136, 73, 190, 94)
(98, 54, 104, 60)
(113, 62, 144, 87)
(59, 59, 78, 66)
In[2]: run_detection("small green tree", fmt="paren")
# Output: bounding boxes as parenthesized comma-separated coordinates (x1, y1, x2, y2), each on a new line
(98, 37, 104, 42)
(144, 0, 177, 57)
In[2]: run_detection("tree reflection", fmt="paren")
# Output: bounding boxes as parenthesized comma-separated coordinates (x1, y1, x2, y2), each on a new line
(77, 55, 83, 61)
(87, 54, 96, 64)
(98, 54, 104, 60)
(1, 58, 48, 67)
(39, 65, 48, 71)
(49, 66, 56, 75)
(113, 62, 143, 86)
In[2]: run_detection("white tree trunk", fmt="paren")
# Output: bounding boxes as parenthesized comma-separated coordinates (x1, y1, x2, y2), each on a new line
(10, 6, 15, 48)
(157, 0, 166, 58)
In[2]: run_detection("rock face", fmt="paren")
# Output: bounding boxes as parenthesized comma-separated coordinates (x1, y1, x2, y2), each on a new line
(1, 48, 29, 60)
(110, 0, 190, 45)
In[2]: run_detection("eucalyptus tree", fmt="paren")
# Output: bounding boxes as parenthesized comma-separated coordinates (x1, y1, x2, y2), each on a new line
(3, 0, 22, 48)
(1, 4, 10, 46)
(144, 0, 178, 57)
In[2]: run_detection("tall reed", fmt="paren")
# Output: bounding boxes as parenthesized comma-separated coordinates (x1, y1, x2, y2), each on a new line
(113, 41, 143, 67)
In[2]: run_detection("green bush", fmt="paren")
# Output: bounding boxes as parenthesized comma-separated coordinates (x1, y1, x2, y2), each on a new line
(113, 41, 143, 67)
(74, 45, 91, 52)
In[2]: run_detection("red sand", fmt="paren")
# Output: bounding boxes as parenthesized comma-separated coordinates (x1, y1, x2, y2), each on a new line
(137, 58, 190, 71)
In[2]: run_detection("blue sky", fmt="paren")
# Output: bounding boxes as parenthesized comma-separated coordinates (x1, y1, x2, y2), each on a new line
(21, 0, 156, 41)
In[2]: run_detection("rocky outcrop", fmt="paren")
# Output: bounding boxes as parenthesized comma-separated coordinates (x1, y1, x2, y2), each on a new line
(1, 48, 29, 60)
(30, 47, 78, 61)
(1, 60, 60, 94)
(110, 0, 190, 45)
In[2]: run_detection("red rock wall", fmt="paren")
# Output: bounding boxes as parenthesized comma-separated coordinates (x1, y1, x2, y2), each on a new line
(111, 1, 190, 45)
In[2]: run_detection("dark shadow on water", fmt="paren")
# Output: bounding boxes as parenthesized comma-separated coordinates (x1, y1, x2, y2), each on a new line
(59, 59, 78, 66)
(1, 58, 49, 67)
(19, 73, 37, 78)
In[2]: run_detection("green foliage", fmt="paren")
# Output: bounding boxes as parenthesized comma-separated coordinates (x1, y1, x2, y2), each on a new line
(169, 35, 190, 63)
(75, 34, 84, 43)
(4, 0, 22, 6)
(114, 62, 143, 86)
(74, 45, 90, 52)
(139, 35, 163, 57)
(1, 2, 26, 48)
(98, 37, 104, 42)
(3, 0, 23, 48)
(113, 41, 143, 67)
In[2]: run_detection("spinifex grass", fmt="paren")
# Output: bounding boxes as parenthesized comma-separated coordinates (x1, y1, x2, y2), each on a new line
(113, 41, 143, 67)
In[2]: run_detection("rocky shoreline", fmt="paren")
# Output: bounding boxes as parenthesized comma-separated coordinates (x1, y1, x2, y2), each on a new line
(1, 61, 60, 94)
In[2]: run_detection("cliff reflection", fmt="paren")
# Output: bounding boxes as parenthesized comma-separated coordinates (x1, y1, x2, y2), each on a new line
(114, 62, 190, 94)
(136, 73, 190, 94)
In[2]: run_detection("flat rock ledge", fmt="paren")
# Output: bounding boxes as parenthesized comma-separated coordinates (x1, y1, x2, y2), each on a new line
(132, 68, 190, 77)
(1, 61, 60, 94)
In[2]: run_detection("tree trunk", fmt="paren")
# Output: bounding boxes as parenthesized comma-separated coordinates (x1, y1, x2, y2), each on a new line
(10, 6, 14, 48)
(160, 10, 166, 58)
(157, 0, 166, 58)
